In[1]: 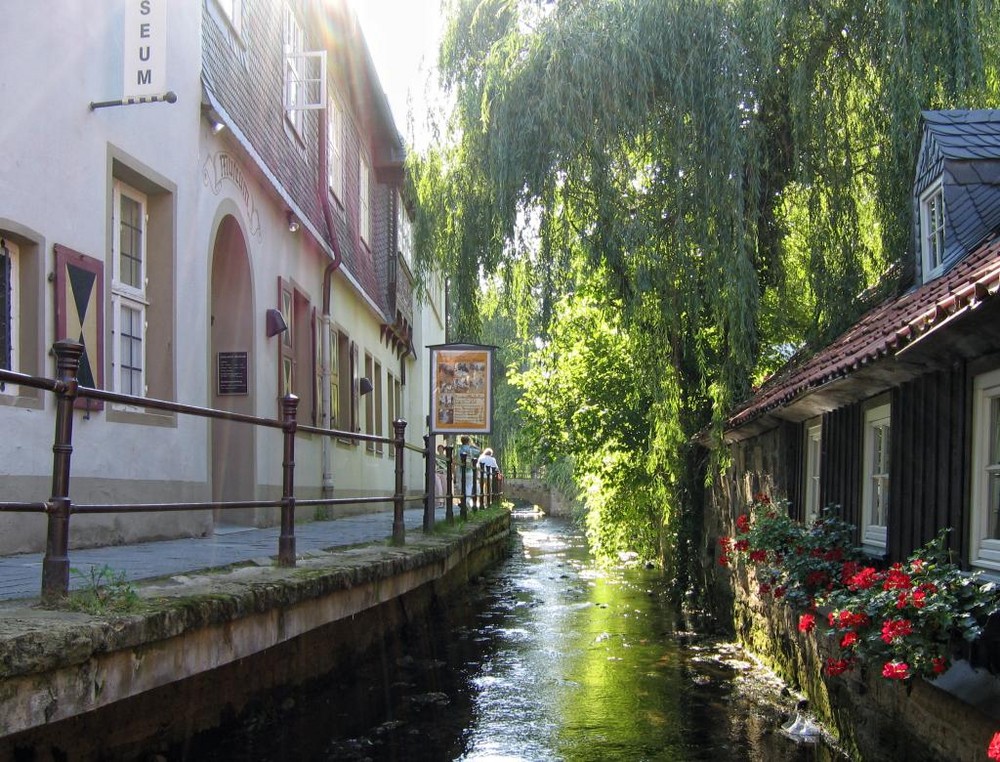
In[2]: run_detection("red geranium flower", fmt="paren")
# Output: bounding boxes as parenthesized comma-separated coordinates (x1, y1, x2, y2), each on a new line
(847, 567, 881, 591)
(824, 657, 854, 676)
(734, 539, 750, 552)
(736, 514, 751, 534)
(880, 618, 914, 644)
(882, 661, 910, 680)
(798, 614, 816, 633)
(987, 731, 1000, 761)
(840, 631, 858, 648)
(883, 566, 913, 591)
(749, 549, 768, 563)
(932, 657, 949, 675)
(805, 571, 829, 589)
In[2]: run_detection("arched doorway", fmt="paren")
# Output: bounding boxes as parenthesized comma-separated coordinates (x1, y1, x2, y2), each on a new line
(209, 214, 255, 527)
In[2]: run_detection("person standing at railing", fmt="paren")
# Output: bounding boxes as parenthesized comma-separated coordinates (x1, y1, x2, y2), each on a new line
(458, 435, 480, 507)
(479, 447, 500, 507)
(479, 447, 498, 475)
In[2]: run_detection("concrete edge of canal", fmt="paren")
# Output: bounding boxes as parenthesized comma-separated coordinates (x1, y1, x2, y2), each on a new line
(0, 510, 512, 753)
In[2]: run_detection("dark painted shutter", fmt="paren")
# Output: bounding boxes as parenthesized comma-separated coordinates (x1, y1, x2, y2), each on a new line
(0, 242, 10, 372)
(54, 244, 104, 410)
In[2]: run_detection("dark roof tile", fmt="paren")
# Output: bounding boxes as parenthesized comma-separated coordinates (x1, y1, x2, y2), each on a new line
(727, 238, 1000, 431)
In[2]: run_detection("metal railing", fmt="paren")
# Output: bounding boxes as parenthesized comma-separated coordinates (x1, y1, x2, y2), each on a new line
(0, 340, 506, 601)
(0, 340, 425, 601)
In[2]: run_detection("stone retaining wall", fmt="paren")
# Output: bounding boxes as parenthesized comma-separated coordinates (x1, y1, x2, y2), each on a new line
(0, 512, 512, 758)
(732, 574, 999, 762)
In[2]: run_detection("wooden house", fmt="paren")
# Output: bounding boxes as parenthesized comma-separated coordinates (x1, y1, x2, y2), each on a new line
(710, 109, 1000, 575)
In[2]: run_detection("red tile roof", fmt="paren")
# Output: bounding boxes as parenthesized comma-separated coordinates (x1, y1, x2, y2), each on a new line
(727, 236, 1000, 431)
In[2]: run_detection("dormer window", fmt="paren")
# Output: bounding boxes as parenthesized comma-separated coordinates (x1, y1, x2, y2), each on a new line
(919, 178, 946, 279)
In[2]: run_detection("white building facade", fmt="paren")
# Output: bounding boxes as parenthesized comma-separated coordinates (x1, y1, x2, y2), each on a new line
(0, 0, 445, 553)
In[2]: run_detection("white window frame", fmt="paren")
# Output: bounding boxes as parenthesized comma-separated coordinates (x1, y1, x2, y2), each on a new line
(919, 179, 946, 281)
(0, 238, 19, 395)
(111, 181, 148, 400)
(359, 155, 371, 247)
(327, 95, 344, 201)
(804, 421, 822, 525)
(213, 0, 244, 36)
(971, 368, 1000, 573)
(861, 403, 891, 553)
(283, 5, 326, 138)
(398, 190, 412, 267)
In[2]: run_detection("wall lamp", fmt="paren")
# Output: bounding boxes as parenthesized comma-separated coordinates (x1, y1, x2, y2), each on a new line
(286, 211, 300, 233)
(359, 377, 374, 396)
(201, 103, 226, 134)
(265, 308, 288, 338)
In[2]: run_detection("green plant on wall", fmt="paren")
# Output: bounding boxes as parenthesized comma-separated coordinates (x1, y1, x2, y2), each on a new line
(66, 564, 141, 615)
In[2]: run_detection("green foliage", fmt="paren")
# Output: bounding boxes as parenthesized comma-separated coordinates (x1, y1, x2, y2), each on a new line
(413, 0, 1000, 593)
(722, 497, 863, 610)
(66, 565, 142, 615)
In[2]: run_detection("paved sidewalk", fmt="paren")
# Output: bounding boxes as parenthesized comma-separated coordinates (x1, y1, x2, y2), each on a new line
(0, 507, 450, 603)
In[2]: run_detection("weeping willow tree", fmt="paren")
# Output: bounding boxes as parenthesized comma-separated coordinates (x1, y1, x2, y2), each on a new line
(409, 0, 999, 592)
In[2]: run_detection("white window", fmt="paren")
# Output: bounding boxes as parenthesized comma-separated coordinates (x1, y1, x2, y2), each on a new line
(327, 96, 344, 201)
(283, 4, 326, 138)
(112, 182, 148, 398)
(920, 180, 946, 280)
(0, 238, 19, 394)
(214, 0, 243, 36)
(359, 155, 371, 247)
(861, 403, 890, 552)
(971, 368, 1000, 572)
(804, 421, 822, 525)
(398, 190, 412, 267)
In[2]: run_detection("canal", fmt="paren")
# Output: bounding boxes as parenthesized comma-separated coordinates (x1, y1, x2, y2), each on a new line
(188, 511, 845, 761)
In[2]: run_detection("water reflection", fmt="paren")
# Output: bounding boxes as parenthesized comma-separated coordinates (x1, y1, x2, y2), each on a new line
(190, 512, 845, 761)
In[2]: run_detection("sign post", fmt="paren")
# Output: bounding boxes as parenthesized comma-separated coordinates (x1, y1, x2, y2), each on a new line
(427, 343, 495, 521)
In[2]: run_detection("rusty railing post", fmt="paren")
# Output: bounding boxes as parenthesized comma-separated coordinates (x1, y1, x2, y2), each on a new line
(392, 419, 407, 544)
(42, 340, 84, 601)
(445, 444, 455, 524)
(423, 433, 434, 533)
(459, 452, 469, 520)
(278, 394, 299, 567)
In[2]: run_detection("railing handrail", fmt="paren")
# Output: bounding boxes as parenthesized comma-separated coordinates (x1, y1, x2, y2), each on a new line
(1, 342, 423, 601)
(0, 367, 415, 450)
(2, 345, 503, 601)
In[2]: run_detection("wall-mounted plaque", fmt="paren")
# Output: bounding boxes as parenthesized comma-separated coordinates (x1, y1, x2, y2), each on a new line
(217, 351, 249, 396)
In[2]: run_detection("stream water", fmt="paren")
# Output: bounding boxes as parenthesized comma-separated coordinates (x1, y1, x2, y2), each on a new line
(189, 510, 846, 761)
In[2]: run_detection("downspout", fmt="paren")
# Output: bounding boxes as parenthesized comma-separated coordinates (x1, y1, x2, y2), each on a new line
(319, 106, 343, 495)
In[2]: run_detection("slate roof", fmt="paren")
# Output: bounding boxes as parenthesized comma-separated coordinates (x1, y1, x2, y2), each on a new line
(916, 110, 1000, 272)
(726, 235, 1000, 432)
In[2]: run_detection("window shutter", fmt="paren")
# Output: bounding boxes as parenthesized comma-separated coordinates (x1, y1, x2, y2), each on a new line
(278, 278, 293, 400)
(350, 340, 359, 433)
(0, 244, 10, 371)
(54, 244, 104, 410)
